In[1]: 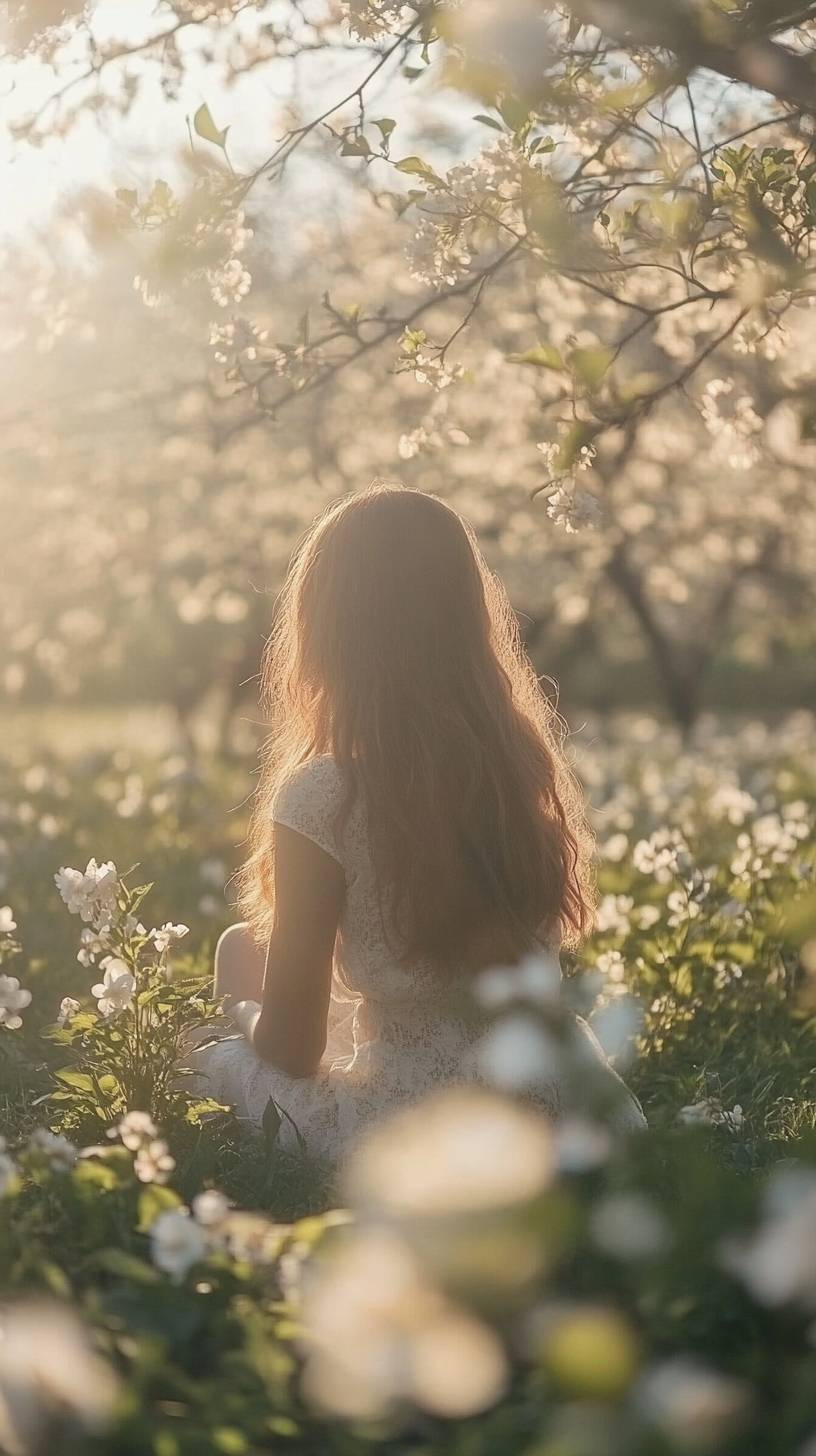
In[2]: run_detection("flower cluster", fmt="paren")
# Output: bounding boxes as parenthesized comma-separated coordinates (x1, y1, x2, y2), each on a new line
(699, 378, 763, 470)
(0, 905, 30, 1029)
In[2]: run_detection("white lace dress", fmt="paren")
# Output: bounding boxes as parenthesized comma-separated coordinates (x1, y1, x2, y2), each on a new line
(194, 757, 645, 1161)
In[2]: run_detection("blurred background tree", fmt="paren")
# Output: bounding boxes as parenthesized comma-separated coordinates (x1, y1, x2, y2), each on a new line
(2, 0, 816, 740)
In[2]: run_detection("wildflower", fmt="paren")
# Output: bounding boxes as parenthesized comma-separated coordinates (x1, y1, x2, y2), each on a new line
(0, 1146, 17, 1197)
(347, 1086, 554, 1216)
(554, 1116, 613, 1173)
(112, 1111, 157, 1150)
(149, 922, 189, 954)
(91, 958, 135, 1018)
(590, 1191, 671, 1260)
(0, 1303, 119, 1454)
(134, 1138, 175, 1185)
(595, 894, 633, 934)
(192, 1188, 230, 1227)
(57, 995, 80, 1026)
(476, 951, 561, 1009)
(0, 974, 31, 1029)
(478, 1012, 561, 1091)
(55, 858, 118, 924)
(638, 1358, 751, 1447)
(0, 906, 16, 934)
(678, 1100, 743, 1131)
(150, 1208, 206, 1281)
(300, 1225, 508, 1419)
(722, 1173, 816, 1307)
(27, 1128, 77, 1173)
(77, 924, 111, 966)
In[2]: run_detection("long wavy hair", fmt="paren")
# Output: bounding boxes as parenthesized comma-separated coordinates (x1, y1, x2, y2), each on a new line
(239, 485, 593, 968)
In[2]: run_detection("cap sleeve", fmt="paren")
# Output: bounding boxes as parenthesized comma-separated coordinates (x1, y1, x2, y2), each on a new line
(271, 756, 346, 866)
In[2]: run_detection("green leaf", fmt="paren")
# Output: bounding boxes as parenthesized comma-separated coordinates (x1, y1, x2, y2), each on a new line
(473, 113, 504, 132)
(93, 1249, 160, 1284)
(556, 419, 601, 471)
(508, 344, 564, 370)
(193, 102, 230, 151)
(137, 1184, 183, 1233)
(569, 345, 614, 391)
(262, 1096, 282, 1149)
(55, 1067, 95, 1094)
(395, 156, 443, 187)
(340, 134, 372, 158)
(374, 117, 396, 139)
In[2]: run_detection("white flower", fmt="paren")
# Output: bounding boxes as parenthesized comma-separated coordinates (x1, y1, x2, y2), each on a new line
(347, 1087, 554, 1217)
(595, 949, 627, 984)
(112, 1111, 157, 1150)
(0, 907, 16, 934)
(149, 922, 189, 954)
(150, 1209, 206, 1281)
(638, 1358, 751, 1447)
(77, 924, 111, 966)
(91, 959, 135, 1018)
(300, 1226, 507, 1420)
(0, 974, 31, 1029)
(722, 1175, 816, 1307)
(475, 952, 561, 1009)
(134, 1139, 175, 1185)
(554, 1116, 612, 1173)
(678, 1099, 743, 1131)
(590, 1191, 671, 1260)
(545, 485, 602, 534)
(27, 1129, 77, 1173)
(0, 1303, 119, 1454)
(595, 894, 633, 934)
(0, 1150, 17, 1197)
(57, 995, 80, 1027)
(478, 1012, 561, 1092)
(192, 1189, 230, 1228)
(55, 858, 118, 925)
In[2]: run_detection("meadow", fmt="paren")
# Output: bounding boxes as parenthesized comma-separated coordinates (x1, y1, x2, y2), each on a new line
(1, 708, 814, 1455)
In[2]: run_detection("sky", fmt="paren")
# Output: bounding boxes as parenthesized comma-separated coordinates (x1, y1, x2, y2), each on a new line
(0, 1, 471, 249)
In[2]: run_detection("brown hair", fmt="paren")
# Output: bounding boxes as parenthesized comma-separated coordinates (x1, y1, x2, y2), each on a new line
(239, 485, 593, 967)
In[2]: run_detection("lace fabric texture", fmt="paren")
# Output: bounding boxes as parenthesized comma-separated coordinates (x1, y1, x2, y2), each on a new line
(193, 756, 645, 1161)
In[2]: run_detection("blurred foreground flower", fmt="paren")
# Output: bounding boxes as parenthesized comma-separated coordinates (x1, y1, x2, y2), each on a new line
(150, 1208, 206, 1281)
(347, 1086, 554, 1217)
(722, 1170, 816, 1307)
(638, 1358, 751, 1449)
(300, 1226, 508, 1421)
(0, 1303, 119, 1456)
(0, 976, 31, 1030)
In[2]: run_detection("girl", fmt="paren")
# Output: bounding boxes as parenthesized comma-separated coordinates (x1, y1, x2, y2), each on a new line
(195, 486, 644, 1158)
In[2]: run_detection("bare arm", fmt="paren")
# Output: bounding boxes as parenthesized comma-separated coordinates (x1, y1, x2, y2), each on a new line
(230, 823, 344, 1078)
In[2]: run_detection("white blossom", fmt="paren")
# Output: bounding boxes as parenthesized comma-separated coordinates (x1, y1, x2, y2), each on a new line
(57, 995, 80, 1026)
(150, 1208, 206, 1281)
(192, 1188, 230, 1227)
(91, 959, 135, 1018)
(134, 1138, 175, 1185)
(0, 1303, 119, 1454)
(0, 906, 16, 934)
(638, 1358, 751, 1447)
(55, 858, 118, 925)
(112, 1111, 158, 1150)
(148, 922, 189, 954)
(0, 974, 31, 1029)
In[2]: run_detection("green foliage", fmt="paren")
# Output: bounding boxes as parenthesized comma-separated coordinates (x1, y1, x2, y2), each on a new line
(0, 715, 814, 1450)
